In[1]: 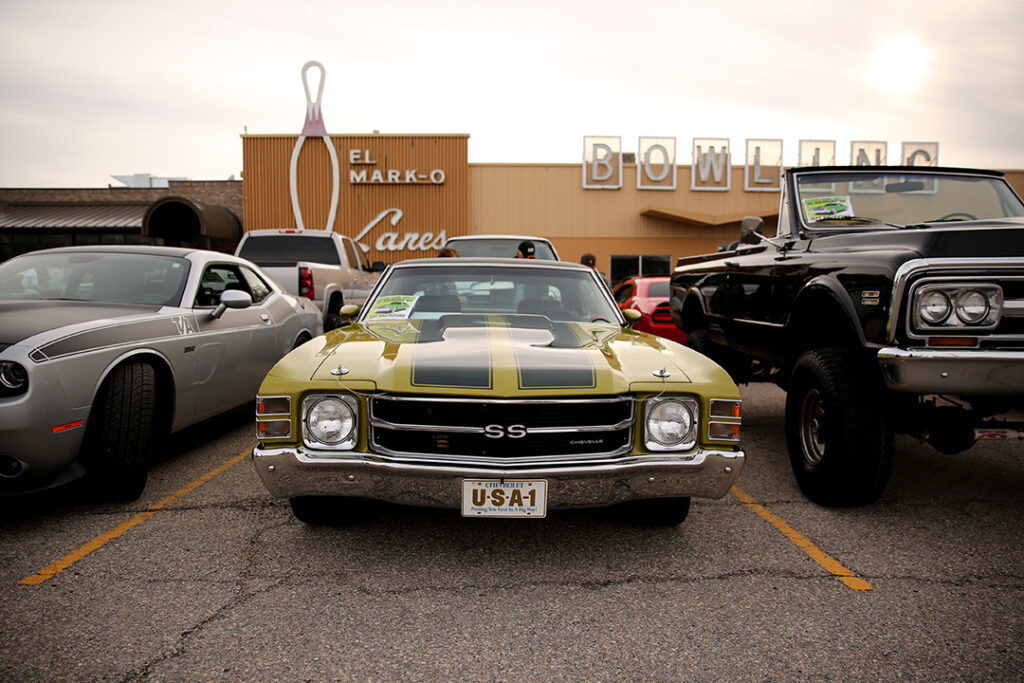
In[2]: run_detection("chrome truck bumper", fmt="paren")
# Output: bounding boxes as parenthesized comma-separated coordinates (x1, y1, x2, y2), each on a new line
(877, 347, 1024, 395)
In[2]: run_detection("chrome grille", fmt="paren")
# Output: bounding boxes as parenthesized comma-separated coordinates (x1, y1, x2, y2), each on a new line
(369, 395, 634, 466)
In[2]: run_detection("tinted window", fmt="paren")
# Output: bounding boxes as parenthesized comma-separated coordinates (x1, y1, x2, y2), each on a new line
(237, 235, 341, 267)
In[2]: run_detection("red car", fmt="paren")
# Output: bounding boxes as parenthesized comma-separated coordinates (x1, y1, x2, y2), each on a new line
(613, 276, 688, 344)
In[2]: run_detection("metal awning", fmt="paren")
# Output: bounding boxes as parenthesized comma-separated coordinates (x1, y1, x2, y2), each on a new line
(641, 205, 778, 227)
(0, 203, 148, 230)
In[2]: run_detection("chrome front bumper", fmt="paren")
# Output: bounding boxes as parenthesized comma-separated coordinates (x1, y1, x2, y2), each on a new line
(878, 347, 1024, 395)
(251, 446, 745, 509)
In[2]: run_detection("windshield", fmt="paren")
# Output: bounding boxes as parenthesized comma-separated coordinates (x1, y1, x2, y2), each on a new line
(445, 239, 558, 260)
(0, 252, 190, 305)
(795, 171, 1024, 229)
(362, 264, 620, 323)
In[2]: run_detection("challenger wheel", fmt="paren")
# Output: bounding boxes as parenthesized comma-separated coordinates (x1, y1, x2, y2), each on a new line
(83, 362, 157, 501)
(784, 348, 892, 506)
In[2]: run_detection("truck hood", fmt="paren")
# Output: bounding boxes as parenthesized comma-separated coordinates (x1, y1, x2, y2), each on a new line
(807, 221, 1024, 259)
(302, 316, 703, 397)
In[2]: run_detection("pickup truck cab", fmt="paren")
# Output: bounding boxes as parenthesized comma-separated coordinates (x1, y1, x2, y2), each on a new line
(671, 166, 1024, 505)
(235, 229, 385, 330)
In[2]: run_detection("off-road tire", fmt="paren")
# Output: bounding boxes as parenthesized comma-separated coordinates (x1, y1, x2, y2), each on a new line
(83, 361, 157, 501)
(784, 348, 893, 506)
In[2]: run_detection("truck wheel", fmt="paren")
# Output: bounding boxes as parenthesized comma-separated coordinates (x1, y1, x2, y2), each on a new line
(618, 496, 691, 525)
(685, 329, 749, 383)
(83, 362, 157, 501)
(289, 496, 370, 524)
(785, 348, 892, 506)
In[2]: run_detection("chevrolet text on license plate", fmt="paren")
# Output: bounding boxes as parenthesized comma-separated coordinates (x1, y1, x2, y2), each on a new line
(461, 479, 547, 517)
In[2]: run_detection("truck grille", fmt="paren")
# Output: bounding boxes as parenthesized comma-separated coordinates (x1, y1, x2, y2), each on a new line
(369, 395, 634, 465)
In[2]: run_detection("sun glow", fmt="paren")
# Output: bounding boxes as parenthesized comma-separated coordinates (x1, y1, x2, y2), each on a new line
(865, 36, 929, 95)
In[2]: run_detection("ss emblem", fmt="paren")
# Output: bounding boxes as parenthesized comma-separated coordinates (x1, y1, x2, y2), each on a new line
(483, 424, 528, 439)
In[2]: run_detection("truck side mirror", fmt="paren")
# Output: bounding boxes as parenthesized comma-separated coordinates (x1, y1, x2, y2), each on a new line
(371, 261, 387, 272)
(739, 216, 765, 245)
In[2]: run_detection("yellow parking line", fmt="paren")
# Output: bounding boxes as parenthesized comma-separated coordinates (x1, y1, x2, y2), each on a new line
(732, 485, 873, 591)
(18, 449, 251, 587)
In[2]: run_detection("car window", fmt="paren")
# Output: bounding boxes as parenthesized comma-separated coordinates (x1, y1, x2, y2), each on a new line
(236, 235, 342, 267)
(0, 252, 189, 305)
(446, 239, 558, 260)
(241, 266, 272, 303)
(364, 265, 619, 323)
(613, 283, 635, 304)
(648, 280, 670, 298)
(195, 264, 251, 307)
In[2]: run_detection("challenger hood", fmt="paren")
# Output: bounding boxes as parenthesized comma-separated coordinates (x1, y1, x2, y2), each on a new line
(305, 315, 712, 397)
(0, 300, 159, 346)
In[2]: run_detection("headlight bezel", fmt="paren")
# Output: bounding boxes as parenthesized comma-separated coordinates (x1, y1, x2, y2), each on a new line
(644, 396, 699, 452)
(911, 282, 1002, 332)
(301, 394, 359, 450)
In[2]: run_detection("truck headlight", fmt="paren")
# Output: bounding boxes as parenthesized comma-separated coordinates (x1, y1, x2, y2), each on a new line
(302, 394, 358, 449)
(912, 283, 1001, 331)
(645, 396, 697, 451)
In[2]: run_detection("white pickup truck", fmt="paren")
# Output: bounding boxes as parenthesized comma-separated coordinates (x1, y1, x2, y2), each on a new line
(235, 229, 385, 331)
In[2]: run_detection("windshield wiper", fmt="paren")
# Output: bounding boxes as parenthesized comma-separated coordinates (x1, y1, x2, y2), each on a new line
(811, 216, 906, 229)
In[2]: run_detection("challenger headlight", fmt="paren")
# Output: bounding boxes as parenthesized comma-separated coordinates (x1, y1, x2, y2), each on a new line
(645, 396, 698, 451)
(302, 394, 358, 449)
(0, 361, 28, 395)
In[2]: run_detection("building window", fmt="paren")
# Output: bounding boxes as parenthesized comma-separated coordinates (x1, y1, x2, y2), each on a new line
(610, 254, 671, 286)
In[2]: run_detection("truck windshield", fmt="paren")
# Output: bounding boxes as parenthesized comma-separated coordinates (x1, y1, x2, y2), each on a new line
(795, 171, 1024, 229)
(237, 235, 341, 267)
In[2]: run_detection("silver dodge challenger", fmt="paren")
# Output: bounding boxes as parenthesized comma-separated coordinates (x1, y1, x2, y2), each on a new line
(0, 245, 321, 500)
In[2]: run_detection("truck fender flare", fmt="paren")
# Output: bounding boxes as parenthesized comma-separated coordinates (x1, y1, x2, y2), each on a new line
(788, 276, 870, 349)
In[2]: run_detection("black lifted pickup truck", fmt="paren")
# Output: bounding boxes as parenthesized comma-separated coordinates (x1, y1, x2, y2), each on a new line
(670, 166, 1024, 505)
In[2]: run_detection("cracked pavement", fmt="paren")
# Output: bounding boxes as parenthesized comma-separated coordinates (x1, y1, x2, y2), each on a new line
(1, 385, 1022, 681)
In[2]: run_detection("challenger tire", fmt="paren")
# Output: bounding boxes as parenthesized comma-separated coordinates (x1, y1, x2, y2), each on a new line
(83, 361, 157, 501)
(785, 348, 893, 506)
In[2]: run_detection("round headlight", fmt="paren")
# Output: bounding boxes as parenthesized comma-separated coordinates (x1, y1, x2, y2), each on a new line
(0, 362, 28, 391)
(647, 399, 695, 448)
(955, 290, 989, 325)
(305, 397, 355, 445)
(918, 290, 951, 325)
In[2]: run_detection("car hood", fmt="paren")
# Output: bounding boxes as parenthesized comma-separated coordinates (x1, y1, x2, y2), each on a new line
(0, 299, 160, 346)
(269, 316, 733, 398)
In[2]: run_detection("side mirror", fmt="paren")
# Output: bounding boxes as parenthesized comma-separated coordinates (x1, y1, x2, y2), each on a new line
(210, 289, 252, 319)
(622, 308, 642, 327)
(739, 216, 765, 245)
(371, 261, 387, 272)
(340, 304, 361, 319)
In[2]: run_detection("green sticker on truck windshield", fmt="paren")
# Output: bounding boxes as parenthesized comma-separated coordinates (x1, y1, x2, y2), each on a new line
(804, 196, 854, 221)
(367, 296, 416, 320)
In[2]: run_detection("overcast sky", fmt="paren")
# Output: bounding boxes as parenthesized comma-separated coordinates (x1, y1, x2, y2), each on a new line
(1, 0, 1022, 188)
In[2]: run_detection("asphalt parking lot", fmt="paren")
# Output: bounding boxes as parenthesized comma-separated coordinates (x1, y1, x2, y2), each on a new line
(1, 383, 1022, 681)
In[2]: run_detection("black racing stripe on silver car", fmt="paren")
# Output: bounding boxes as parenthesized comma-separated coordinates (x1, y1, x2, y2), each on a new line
(30, 317, 191, 361)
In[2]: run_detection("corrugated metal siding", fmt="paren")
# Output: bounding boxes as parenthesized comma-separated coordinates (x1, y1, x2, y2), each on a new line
(0, 204, 147, 229)
(243, 134, 468, 264)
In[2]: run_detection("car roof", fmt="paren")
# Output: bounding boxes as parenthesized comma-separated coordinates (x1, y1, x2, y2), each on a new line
(391, 256, 588, 271)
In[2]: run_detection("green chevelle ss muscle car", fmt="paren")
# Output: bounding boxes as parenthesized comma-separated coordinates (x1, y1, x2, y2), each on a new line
(252, 257, 744, 525)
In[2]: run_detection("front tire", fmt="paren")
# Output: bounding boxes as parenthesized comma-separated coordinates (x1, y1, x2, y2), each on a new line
(784, 348, 892, 506)
(83, 362, 157, 501)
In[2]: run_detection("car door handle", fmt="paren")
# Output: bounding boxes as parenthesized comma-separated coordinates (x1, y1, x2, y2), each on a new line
(724, 261, 740, 268)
